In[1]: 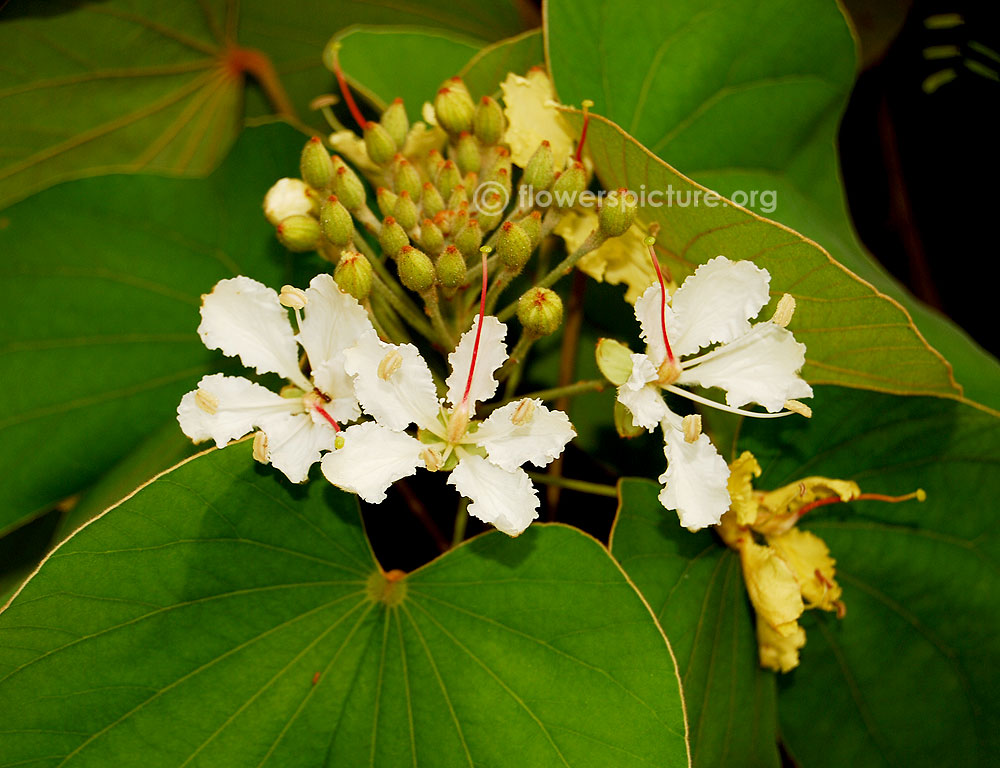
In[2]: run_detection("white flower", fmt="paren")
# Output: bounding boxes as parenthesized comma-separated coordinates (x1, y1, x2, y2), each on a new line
(618, 256, 813, 530)
(263, 178, 316, 226)
(321, 317, 575, 536)
(177, 274, 373, 483)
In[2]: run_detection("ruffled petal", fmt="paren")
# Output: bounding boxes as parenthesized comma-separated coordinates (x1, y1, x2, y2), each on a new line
(500, 69, 575, 168)
(445, 315, 508, 410)
(473, 399, 575, 471)
(177, 373, 301, 447)
(261, 412, 337, 484)
(321, 423, 424, 504)
(448, 456, 538, 537)
(657, 421, 731, 530)
(616, 353, 667, 431)
(198, 276, 309, 389)
(669, 257, 771, 357)
(678, 322, 812, 412)
(344, 329, 440, 431)
(634, 283, 675, 368)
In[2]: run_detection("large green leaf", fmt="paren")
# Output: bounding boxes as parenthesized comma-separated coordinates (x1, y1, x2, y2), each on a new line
(0, 0, 534, 210)
(610, 480, 781, 768)
(545, 0, 1000, 412)
(0, 443, 690, 767)
(736, 386, 1000, 767)
(0, 122, 309, 536)
(459, 29, 545, 98)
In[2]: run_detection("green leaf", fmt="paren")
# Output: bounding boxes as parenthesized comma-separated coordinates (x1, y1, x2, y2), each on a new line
(738, 386, 1000, 766)
(0, 122, 308, 536)
(459, 29, 545, 97)
(610, 479, 781, 768)
(0, 443, 690, 767)
(0, 0, 535, 210)
(545, 0, 1000, 413)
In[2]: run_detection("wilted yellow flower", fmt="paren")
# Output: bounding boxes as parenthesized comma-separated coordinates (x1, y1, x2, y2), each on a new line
(768, 527, 844, 614)
(500, 68, 575, 168)
(757, 617, 806, 673)
(738, 538, 804, 636)
(728, 450, 762, 526)
(754, 476, 861, 536)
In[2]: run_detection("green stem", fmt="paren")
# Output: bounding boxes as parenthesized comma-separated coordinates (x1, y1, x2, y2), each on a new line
(496, 331, 537, 386)
(486, 379, 606, 411)
(451, 497, 470, 548)
(369, 291, 410, 344)
(422, 287, 457, 350)
(482, 269, 514, 316)
(372, 276, 439, 342)
(526, 472, 618, 498)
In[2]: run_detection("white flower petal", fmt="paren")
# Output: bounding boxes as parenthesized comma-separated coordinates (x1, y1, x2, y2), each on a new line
(678, 322, 812, 412)
(657, 424, 731, 530)
(474, 399, 575, 471)
(198, 276, 309, 389)
(446, 315, 508, 410)
(448, 456, 539, 537)
(321, 423, 424, 503)
(309, 360, 360, 424)
(669, 257, 771, 357)
(262, 413, 337, 484)
(263, 178, 315, 226)
(177, 373, 300, 447)
(344, 329, 440, 431)
(616, 353, 667, 431)
(634, 283, 675, 368)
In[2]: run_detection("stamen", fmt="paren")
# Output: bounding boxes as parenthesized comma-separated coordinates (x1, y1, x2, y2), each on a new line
(784, 399, 812, 418)
(194, 389, 218, 415)
(303, 388, 340, 432)
(575, 99, 594, 162)
(279, 285, 308, 310)
(420, 447, 443, 471)
(510, 398, 536, 426)
(795, 488, 926, 519)
(252, 431, 268, 463)
(329, 42, 368, 130)
(377, 349, 403, 380)
(461, 245, 492, 407)
(664, 385, 794, 419)
(772, 294, 795, 327)
(644, 235, 676, 365)
(681, 414, 702, 443)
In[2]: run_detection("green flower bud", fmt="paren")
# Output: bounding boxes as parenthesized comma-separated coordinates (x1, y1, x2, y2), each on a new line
(475, 201, 504, 232)
(376, 187, 398, 218)
(332, 163, 365, 211)
(496, 221, 532, 273)
(418, 218, 444, 254)
(517, 287, 563, 336)
(473, 95, 505, 146)
(393, 159, 422, 199)
(426, 149, 445, 177)
(393, 190, 419, 231)
(334, 251, 374, 301)
(435, 160, 461, 198)
(397, 245, 435, 292)
(276, 215, 321, 252)
(522, 140, 555, 192)
(421, 182, 445, 219)
(519, 210, 542, 247)
(319, 195, 353, 246)
(381, 97, 409, 148)
(379, 216, 409, 258)
(455, 132, 481, 176)
(551, 161, 587, 209)
(363, 121, 397, 166)
(433, 85, 475, 135)
(614, 399, 645, 438)
(453, 218, 482, 258)
(598, 188, 638, 238)
(300, 137, 335, 190)
(448, 184, 468, 210)
(436, 245, 466, 289)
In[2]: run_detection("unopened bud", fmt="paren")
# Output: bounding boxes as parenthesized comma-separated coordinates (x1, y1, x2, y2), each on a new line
(279, 284, 308, 310)
(333, 251, 373, 301)
(453, 218, 483, 259)
(264, 178, 315, 226)
(393, 190, 419, 230)
(332, 164, 365, 211)
(421, 182, 445, 219)
(277, 215, 321, 252)
(434, 85, 475, 135)
(519, 210, 542, 247)
(381, 97, 409, 148)
(517, 287, 563, 336)
(195, 388, 219, 415)
(473, 95, 505, 146)
(475, 203, 504, 232)
(300, 137, 335, 190)
(436, 245, 466, 288)
(448, 184, 468, 210)
(682, 414, 702, 443)
(436, 161, 461, 198)
(772, 294, 796, 327)
(376, 187, 398, 218)
(455, 132, 481, 175)
(551, 162, 587, 208)
(497, 220, 533, 273)
(252, 431, 268, 463)
(379, 216, 409, 258)
(397, 245, 436, 292)
(426, 148, 446, 177)
(393, 159, 422, 199)
(320, 195, 353, 246)
(363, 121, 397, 166)
(418, 218, 444, 254)
(598, 188, 638, 238)
(522, 140, 555, 191)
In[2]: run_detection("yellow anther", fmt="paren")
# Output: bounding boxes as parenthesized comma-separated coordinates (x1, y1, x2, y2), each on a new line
(784, 400, 812, 418)
(194, 389, 218, 415)
(377, 350, 403, 381)
(682, 414, 702, 443)
(772, 294, 796, 327)
(420, 447, 443, 472)
(252, 431, 268, 463)
(279, 285, 308, 309)
(510, 398, 537, 427)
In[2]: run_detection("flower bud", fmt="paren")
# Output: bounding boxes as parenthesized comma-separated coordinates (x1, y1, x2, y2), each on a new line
(332, 163, 365, 211)
(379, 216, 409, 258)
(447, 184, 468, 210)
(320, 195, 353, 246)
(334, 251, 373, 301)
(551, 162, 587, 209)
(522, 140, 555, 192)
(598, 188, 638, 238)
(393, 190, 419, 230)
(381, 97, 409, 148)
(397, 245, 435, 292)
(473, 95, 505, 146)
(418, 218, 444, 254)
(376, 187, 398, 218)
(436, 245, 466, 289)
(435, 160, 462, 198)
(433, 85, 475, 135)
(453, 218, 483, 258)
(475, 201, 504, 232)
(519, 210, 542, 247)
(393, 159, 422, 199)
(363, 121, 397, 166)
(264, 178, 315, 226)
(300, 137, 335, 190)
(496, 221, 533, 273)
(455, 132, 481, 175)
(276, 215, 321, 252)
(421, 182, 445, 219)
(484, 145, 512, 180)
(517, 287, 563, 336)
